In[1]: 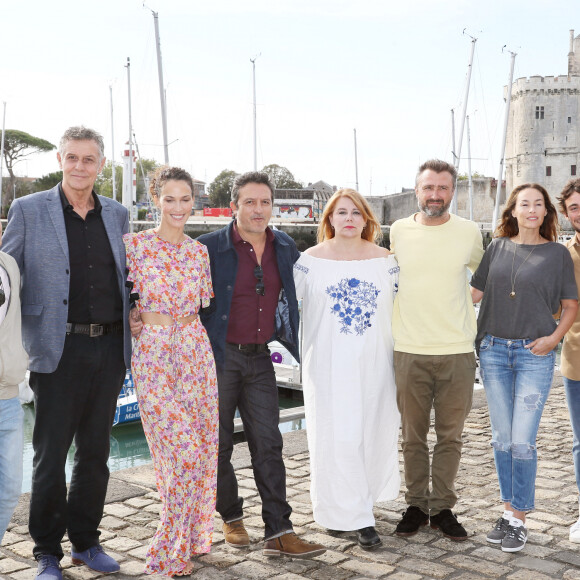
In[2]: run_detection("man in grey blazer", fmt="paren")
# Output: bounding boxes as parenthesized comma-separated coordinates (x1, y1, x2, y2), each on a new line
(3, 126, 131, 580)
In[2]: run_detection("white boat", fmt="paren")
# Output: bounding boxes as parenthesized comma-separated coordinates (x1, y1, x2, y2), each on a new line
(113, 371, 141, 426)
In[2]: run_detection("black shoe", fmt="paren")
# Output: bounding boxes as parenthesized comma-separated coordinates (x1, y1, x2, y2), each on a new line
(395, 506, 429, 536)
(357, 526, 382, 550)
(430, 509, 467, 541)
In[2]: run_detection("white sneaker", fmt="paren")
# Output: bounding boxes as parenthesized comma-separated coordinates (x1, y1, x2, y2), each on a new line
(570, 517, 580, 543)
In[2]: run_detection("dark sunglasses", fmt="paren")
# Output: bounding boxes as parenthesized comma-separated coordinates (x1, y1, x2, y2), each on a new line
(254, 264, 265, 296)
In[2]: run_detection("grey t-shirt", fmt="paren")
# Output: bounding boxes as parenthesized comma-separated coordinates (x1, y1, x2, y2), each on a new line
(471, 237, 578, 350)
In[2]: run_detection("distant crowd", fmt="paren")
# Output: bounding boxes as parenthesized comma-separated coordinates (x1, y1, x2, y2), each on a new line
(2, 125, 580, 579)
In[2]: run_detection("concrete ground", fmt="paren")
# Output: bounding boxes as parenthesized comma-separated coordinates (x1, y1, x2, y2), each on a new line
(2, 372, 580, 579)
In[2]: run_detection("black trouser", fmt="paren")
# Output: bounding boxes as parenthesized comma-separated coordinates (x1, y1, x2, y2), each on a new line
(216, 343, 293, 539)
(28, 333, 125, 560)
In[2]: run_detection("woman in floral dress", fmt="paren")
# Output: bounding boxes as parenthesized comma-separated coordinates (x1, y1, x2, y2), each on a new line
(124, 166, 218, 576)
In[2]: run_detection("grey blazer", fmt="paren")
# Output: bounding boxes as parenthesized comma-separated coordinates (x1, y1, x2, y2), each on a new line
(3, 185, 132, 373)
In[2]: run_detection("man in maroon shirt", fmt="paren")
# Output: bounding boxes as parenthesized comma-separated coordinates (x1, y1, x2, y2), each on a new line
(198, 172, 325, 558)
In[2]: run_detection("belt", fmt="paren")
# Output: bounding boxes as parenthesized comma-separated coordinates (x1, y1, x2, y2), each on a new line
(227, 342, 269, 354)
(66, 321, 124, 337)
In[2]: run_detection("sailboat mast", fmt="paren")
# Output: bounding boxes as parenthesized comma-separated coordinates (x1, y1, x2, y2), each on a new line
(492, 50, 517, 230)
(110, 85, 116, 202)
(133, 133, 150, 197)
(451, 109, 456, 165)
(451, 34, 477, 213)
(126, 57, 134, 232)
(151, 10, 169, 164)
(467, 115, 473, 221)
(250, 55, 259, 171)
(354, 128, 359, 192)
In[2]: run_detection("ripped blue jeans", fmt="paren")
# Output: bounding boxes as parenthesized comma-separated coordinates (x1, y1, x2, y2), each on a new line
(479, 335, 555, 512)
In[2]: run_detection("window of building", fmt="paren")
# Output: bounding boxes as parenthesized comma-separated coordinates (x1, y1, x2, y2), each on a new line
(535, 106, 544, 120)
(546, 166, 552, 177)
(573, 165, 577, 176)
(569, 117, 572, 124)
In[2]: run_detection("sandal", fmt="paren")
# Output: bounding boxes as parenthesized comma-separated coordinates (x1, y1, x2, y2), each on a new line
(170, 560, 194, 577)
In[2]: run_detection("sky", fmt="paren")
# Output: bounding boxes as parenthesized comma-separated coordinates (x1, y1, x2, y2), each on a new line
(0, 0, 578, 196)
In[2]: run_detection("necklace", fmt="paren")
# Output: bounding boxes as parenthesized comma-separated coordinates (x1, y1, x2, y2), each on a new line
(509, 238, 538, 298)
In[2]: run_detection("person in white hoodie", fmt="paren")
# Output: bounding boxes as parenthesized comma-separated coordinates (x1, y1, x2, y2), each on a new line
(0, 219, 28, 542)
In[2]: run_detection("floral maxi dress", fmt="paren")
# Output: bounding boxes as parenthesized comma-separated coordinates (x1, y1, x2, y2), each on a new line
(124, 230, 218, 576)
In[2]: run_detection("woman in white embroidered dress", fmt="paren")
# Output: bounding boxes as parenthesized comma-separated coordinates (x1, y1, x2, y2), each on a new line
(293, 188, 400, 550)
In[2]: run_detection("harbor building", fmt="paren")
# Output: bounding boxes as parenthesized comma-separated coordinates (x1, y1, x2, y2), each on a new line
(272, 180, 335, 221)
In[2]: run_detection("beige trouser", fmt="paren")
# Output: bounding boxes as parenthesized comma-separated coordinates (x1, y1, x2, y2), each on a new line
(394, 351, 476, 516)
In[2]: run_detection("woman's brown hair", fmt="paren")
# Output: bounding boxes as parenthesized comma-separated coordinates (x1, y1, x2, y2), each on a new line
(495, 183, 559, 242)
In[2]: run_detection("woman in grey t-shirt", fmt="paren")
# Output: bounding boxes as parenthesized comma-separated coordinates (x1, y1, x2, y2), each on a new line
(471, 183, 578, 553)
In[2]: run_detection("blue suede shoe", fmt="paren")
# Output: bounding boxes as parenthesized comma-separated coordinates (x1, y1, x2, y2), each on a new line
(35, 555, 62, 580)
(71, 545, 120, 573)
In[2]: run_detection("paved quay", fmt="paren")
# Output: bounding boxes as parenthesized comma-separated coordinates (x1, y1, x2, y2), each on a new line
(3, 371, 580, 579)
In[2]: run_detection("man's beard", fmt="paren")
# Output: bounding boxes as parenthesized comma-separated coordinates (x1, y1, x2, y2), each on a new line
(418, 199, 451, 217)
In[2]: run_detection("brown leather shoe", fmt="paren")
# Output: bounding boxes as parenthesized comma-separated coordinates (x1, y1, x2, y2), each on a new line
(223, 520, 250, 548)
(263, 532, 326, 558)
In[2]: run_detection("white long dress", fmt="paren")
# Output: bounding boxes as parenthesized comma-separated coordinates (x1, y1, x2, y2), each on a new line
(293, 253, 401, 531)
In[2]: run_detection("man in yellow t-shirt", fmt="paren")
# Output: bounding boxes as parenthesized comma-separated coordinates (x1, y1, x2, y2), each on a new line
(390, 159, 483, 541)
(557, 179, 580, 543)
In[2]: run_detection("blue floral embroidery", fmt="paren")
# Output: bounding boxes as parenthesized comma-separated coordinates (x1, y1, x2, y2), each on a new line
(326, 277, 380, 335)
(389, 265, 400, 296)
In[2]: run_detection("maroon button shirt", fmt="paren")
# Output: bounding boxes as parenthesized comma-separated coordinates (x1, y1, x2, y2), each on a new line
(226, 223, 282, 344)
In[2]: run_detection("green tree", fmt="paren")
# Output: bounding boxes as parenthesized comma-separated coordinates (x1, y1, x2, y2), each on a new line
(32, 171, 63, 193)
(457, 171, 484, 180)
(261, 164, 302, 189)
(95, 158, 160, 201)
(95, 162, 123, 199)
(1, 129, 56, 210)
(1, 178, 35, 211)
(209, 169, 237, 207)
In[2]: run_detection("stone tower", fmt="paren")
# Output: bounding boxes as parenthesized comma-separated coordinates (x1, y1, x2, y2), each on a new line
(504, 30, 580, 208)
(569, 29, 580, 75)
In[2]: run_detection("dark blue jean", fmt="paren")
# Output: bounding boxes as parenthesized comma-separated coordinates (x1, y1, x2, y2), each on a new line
(28, 333, 125, 559)
(479, 335, 555, 512)
(216, 343, 292, 539)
